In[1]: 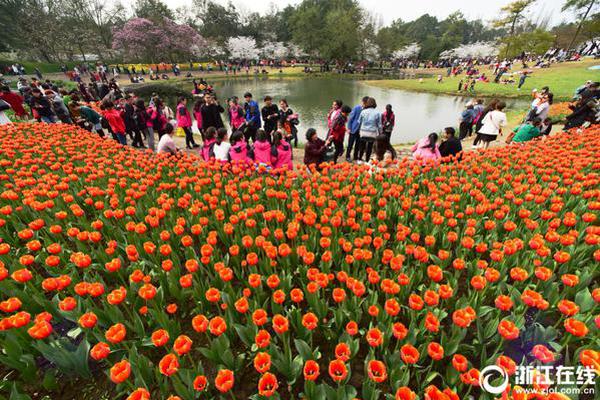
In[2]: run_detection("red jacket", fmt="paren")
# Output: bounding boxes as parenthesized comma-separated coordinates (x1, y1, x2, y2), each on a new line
(102, 109, 126, 134)
(0, 91, 27, 117)
(330, 113, 347, 142)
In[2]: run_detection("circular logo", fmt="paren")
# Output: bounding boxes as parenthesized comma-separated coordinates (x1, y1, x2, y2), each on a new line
(479, 365, 509, 395)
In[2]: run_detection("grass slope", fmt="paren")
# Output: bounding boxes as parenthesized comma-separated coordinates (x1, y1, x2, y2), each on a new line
(367, 58, 599, 102)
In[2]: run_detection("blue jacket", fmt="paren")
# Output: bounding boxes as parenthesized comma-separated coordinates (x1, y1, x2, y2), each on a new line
(461, 109, 476, 123)
(358, 108, 382, 137)
(347, 104, 362, 134)
(245, 100, 261, 128)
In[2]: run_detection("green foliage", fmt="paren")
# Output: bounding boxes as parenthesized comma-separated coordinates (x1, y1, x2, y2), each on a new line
(499, 29, 555, 58)
(135, 0, 174, 21)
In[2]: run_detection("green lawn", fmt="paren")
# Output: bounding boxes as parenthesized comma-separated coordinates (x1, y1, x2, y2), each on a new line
(367, 58, 599, 102)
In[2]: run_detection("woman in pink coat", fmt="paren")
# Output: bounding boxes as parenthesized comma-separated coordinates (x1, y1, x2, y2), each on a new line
(176, 97, 199, 149)
(411, 133, 441, 164)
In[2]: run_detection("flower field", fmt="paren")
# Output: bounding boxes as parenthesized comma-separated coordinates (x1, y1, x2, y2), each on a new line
(0, 122, 599, 400)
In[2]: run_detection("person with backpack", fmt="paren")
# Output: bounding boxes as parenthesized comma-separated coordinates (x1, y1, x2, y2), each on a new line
(201, 127, 217, 161)
(229, 130, 254, 164)
(176, 97, 199, 149)
(253, 129, 272, 166)
(228, 97, 246, 132)
(270, 131, 293, 170)
(381, 104, 395, 140)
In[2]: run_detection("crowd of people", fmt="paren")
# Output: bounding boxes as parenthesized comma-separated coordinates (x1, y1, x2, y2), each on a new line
(0, 65, 598, 170)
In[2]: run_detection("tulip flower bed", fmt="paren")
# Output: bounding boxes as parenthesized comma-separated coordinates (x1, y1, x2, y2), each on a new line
(0, 122, 599, 400)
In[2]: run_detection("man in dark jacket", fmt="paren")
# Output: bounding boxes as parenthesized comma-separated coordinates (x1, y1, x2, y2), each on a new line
(30, 88, 57, 123)
(261, 96, 279, 134)
(439, 127, 462, 160)
(201, 94, 225, 131)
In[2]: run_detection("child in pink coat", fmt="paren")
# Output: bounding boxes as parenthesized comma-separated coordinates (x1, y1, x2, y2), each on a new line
(253, 129, 272, 165)
(228, 131, 253, 164)
(201, 127, 217, 161)
(270, 131, 293, 170)
(411, 133, 441, 163)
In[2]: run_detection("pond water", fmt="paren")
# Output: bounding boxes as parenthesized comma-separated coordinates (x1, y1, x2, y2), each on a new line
(176, 77, 529, 144)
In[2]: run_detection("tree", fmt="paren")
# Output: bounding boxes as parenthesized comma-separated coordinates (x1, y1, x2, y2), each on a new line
(135, 0, 174, 21)
(439, 42, 498, 59)
(562, 0, 598, 50)
(227, 36, 259, 60)
(112, 18, 204, 62)
(194, 0, 240, 43)
(499, 29, 554, 58)
(392, 43, 421, 59)
(290, 0, 328, 58)
(260, 42, 287, 59)
(494, 0, 536, 57)
(321, 1, 362, 61)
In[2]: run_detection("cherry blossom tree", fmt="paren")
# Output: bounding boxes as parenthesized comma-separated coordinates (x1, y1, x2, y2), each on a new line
(260, 42, 287, 59)
(392, 43, 421, 59)
(439, 42, 498, 59)
(112, 17, 204, 62)
(226, 36, 260, 60)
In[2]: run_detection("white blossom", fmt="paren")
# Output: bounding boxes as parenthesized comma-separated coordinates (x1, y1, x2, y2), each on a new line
(392, 43, 420, 59)
(439, 42, 498, 59)
(260, 42, 288, 59)
(227, 36, 260, 60)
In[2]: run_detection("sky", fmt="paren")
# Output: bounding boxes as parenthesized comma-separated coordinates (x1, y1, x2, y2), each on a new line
(163, 0, 576, 27)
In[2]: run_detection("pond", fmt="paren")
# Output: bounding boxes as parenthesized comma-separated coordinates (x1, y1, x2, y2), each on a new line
(164, 76, 530, 144)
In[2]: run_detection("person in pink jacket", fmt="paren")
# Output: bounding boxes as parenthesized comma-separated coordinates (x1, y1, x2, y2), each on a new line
(228, 97, 246, 132)
(253, 129, 272, 166)
(228, 131, 253, 164)
(411, 133, 441, 164)
(176, 97, 199, 149)
(270, 131, 293, 171)
(201, 127, 217, 161)
(193, 99, 204, 139)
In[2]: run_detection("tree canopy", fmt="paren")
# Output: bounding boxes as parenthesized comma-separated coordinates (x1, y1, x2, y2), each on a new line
(0, 0, 592, 63)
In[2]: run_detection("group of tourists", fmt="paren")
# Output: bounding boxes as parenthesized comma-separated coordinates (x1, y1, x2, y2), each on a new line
(1, 65, 598, 169)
